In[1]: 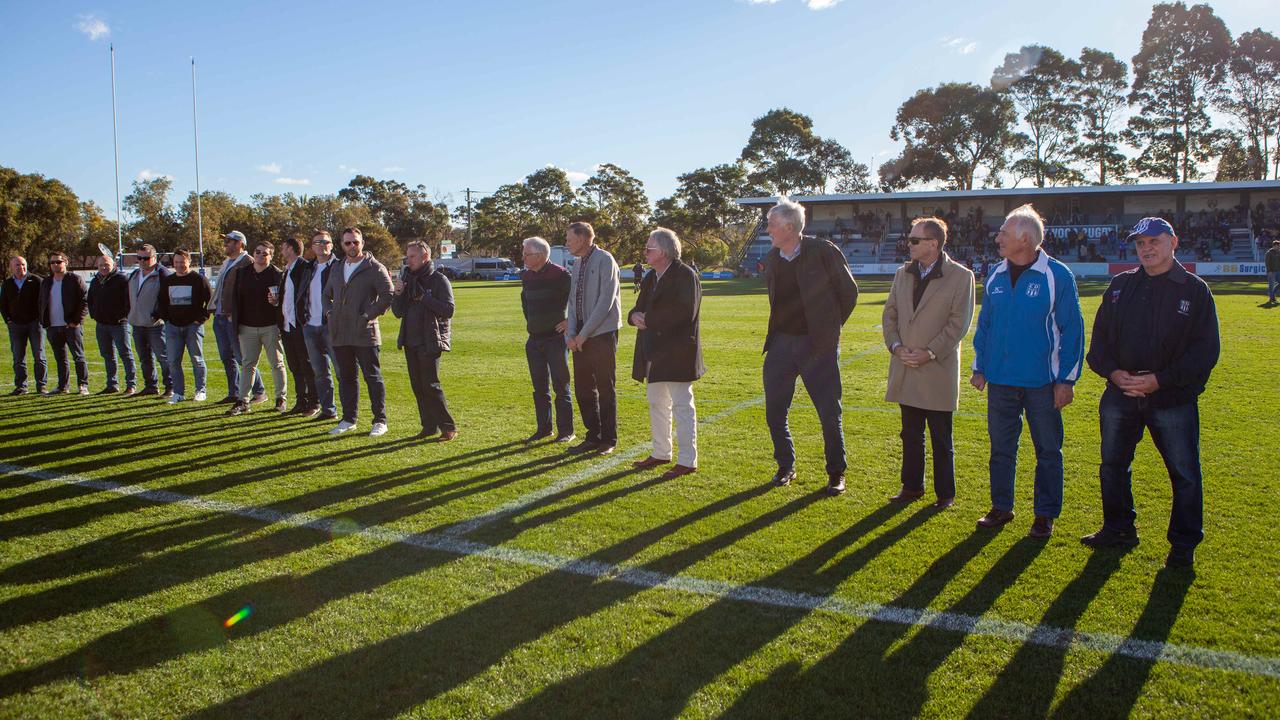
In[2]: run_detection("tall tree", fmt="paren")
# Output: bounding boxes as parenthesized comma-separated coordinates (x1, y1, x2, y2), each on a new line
(0, 166, 81, 266)
(470, 167, 582, 258)
(1073, 48, 1132, 184)
(654, 163, 759, 266)
(1125, 2, 1233, 182)
(739, 108, 861, 195)
(1214, 29, 1280, 180)
(338, 175, 451, 243)
(124, 177, 182, 248)
(78, 201, 120, 259)
(992, 45, 1084, 187)
(177, 190, 253, 263)
(579, 163, 651, 261)
(882, 83, 1023, 190)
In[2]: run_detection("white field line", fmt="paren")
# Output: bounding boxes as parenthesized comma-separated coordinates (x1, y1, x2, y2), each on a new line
(3, 461, 1278, 680)
(443, 343, 886, 536)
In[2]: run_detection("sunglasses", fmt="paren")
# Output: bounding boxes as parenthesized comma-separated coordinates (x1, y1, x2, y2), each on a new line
(49, 259, 66, 264)
(342, 241, 360, 246)
(137, 255, 153, 261)
(907, 237, 934, 245)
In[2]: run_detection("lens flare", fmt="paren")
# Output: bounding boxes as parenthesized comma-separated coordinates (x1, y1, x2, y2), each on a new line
(223, 605, 252, 629)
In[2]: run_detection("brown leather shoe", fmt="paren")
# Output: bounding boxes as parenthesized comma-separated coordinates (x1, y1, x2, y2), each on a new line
(932, 496, 955, 509)
(1028, 516, 1054, 539)
(976, 508, 1015, 529)
(661, 464, 697, 479)
(826, 474, 846, 496)
(632, 456, 669, 469)
(438, 430, 459, 442)
(889, 488, 926, 504)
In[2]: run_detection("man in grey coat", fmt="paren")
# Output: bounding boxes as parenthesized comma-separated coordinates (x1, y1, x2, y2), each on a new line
(323, 227, 394, 436)
(128, 243, 173, 397)
(564, 221, 623, 455)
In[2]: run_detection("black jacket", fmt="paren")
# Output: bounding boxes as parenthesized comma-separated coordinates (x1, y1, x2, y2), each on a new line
(1086, 260, 1220, 408)
(87, 270, 132, 325)
(296, 255, 338, 327)
(391, 261, 454, 352)
(629, 260, 706, 383)
(38, 273, 88, 327)
(1, 274, 43, 325)
(764, 237, 858, 353)
(154, 272, 213, 327)
(276, 258, 313, 331)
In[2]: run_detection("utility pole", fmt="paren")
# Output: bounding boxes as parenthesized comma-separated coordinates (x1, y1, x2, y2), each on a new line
(465, 187, 473, 252)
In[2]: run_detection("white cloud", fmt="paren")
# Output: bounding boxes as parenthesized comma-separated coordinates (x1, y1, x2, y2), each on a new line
(382, 166, 406, 173)
(806, 0, 841, 9)
(338, 164, 360, 173)
(941, 36, 979, 55)
(743, 0, 781, 4)
(136, 169, 173, 181)
(76, 14, 110, 41)
(546, 163, 590, 184)
(275, 177, 311, 186)
(257, 162, 282, 174)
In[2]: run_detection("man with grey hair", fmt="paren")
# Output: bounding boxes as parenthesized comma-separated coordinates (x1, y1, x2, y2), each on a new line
(564, 221, 622, 455)
(2, 256, 47, 395)
(128, 243, 173, 397)
(971, 203, 1084, 539)
(762, 198, 859, 495)
(629, 228, 705, 479)
(520, 236, 575, 443)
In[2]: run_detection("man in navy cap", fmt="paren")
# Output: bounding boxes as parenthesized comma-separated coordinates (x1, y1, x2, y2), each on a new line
(1083, 217, 1220, 569)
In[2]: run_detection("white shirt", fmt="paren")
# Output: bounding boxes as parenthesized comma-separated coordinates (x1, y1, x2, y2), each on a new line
(308, 259, 329, 327)
(344, 258, 362, 282)
(216, 251, 247, 313)
(49, 277, 66, 327)
(282, 259, 298, 331)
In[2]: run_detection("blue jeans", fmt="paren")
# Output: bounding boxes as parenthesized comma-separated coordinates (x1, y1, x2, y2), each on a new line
(333, 344, 386, 424)
(526, 333, 573, 436)
(987, 382, 1064, 517)
(7, 320, 46, 391)
(763, 333, 845, 475)
(47, 325, 88, 391)
(303, 324, 337, 415)
(1099, 389, 1203, 551)
(1268, 271, 1278, 302)
(213, 314, 262, 399)
(131, 324, 171, 393)
(95, 322, 136, 390)
(164, 323, 207, 397)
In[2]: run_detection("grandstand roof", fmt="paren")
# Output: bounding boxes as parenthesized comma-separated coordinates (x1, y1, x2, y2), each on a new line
(736, 179, 1280, 206)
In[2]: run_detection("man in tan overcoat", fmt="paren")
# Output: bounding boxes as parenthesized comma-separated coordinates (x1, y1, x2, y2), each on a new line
(882, 217, 975, 508)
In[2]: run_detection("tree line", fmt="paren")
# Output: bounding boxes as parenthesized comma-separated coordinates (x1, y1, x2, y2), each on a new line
(3, 2, 1276, 273)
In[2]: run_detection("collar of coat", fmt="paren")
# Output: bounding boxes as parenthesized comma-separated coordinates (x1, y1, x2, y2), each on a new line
(990, 248, 1051, 278)
(1138, 258, 1190, 284)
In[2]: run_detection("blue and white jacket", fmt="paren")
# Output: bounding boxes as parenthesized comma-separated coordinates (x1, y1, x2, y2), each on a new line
(972, 251, 1084, 388)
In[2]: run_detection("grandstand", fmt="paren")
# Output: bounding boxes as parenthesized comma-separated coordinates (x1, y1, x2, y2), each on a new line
(736, 180, 1280, 277)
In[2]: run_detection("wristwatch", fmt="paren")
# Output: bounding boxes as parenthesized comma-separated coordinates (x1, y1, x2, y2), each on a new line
(926, 349, 936, 361)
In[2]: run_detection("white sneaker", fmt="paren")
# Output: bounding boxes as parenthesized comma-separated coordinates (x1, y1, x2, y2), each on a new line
(167, 394, 185, 405)
(369, 422, 388, 437)
(194, 390, 207, 402)
(330, 420, 357, 435)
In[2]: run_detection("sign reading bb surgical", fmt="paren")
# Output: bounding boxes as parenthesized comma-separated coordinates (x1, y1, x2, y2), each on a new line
(1046, 225, 1119, 241)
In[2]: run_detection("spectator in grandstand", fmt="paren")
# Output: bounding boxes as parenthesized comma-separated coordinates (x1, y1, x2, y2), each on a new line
(299, 231, 341, 421)
(762, 197, 859, 495)
(629, 228, 705, 480)
(1117, 235, 1128, 260)
(564, 221, 623, 456)
(1083, 217, 1220, 569)
(277, 237, 317, 415)
(225, 241, 286, 417)
(152, 249, 211, 403)
(37, 251, 89, 395)
(324, 227, 394, 436)
(520, 236, 575, 444)
(970, 204, 1084, 540)
(882, 217, 975, 508)
(87, 253, 135, 394)
(212, 231, 265, 404)
(392, 240, 457, 441)
(1266, 239, 1280, 304)
(127, 244, 173, 398)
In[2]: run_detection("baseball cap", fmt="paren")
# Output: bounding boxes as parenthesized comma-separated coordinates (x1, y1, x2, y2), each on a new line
(222, 230, 247, 243)
(1126, 217, 1175, 241)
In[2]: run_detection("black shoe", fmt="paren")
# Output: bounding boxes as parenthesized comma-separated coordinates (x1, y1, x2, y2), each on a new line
(567, 440, 598, 454)
(299, 406, 320, 419)
(10, 388, 28, 396)
(315, 410, 338, 421)
(99, 386, 119, 395)
(416, 428, 440, 439)
(525, 430, 553, 444)
(42, 388, 68, 397)
(161, 389, 174, 399)
(226, 401, 250, 416)
(553, 433, 577, 444)
(1080, 527, 1140, 549)
(285, 403, 307, 415)
(826, 474, 846, 496)
(1164, 548, 1195, 569)
(136, 387, 159, 397)
(596, 444, 616, 456)
(216, 395, 238, 404)
(772, 468, 796, 487)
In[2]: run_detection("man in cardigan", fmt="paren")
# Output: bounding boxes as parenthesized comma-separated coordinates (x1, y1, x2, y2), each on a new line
(520, 236, 575, 444)
(629, 228, 706, 479)
(2, 256, 46, 395)
(882, 218, 975, 509)
(564, 221, 622, 456)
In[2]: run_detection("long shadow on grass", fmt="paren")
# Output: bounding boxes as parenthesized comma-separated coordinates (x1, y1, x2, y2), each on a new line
(1048, 568, 1193, 719)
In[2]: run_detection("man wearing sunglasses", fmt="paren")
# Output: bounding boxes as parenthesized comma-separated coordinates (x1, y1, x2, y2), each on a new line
(127, 243, 173, 397)
(212, 230, 265, 404)
(323, 227, 394, 436)
(37, 251, 90, 395)
(225, 241, 286, 416)
(297, 231, 341, 421)
(1, 256, 46, 395)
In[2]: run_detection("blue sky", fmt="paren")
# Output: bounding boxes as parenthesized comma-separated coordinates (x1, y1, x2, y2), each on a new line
(3, 0, 1278, 219)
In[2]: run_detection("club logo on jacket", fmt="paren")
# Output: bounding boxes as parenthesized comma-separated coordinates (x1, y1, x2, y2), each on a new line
(1025, 283, 1041, 298)
(1178, 299, 1191, 316)
(989, 285, 1005, 295)
(1111, 288, 1122, 302)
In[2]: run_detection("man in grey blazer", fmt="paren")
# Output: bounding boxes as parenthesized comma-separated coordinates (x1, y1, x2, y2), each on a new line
(564, 221, 622, 455)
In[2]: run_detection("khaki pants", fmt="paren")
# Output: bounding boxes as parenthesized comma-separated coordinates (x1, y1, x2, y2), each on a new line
(238, 324, 287, 401)
(647, 381, 697, 467)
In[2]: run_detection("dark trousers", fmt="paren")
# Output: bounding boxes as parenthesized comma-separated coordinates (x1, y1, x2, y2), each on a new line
(572, 331, 618, 445)
(47, 325, 89, 391)
(526, 333, 573, 436)
(214, 315, 262, 399)
(282, 327, 317, 408)
(405, 345, 455, 433)
(763, 333, 845, 475)
(131, 325, 171, 393)
(333, 344, 387, 424)
(1099, 389, 1204, 551)
(7, 320, 46, 391)
(899, 404, 955, 499)
(987, 382, 1064, 518)
(303, 323, 337, 415)
(95, 322, 136, 390)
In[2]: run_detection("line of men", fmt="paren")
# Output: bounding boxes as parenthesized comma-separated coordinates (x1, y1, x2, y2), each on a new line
(4, 203, 1219, 568)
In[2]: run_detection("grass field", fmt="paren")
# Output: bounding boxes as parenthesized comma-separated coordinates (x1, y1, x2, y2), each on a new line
(1, 277, 1277, 719)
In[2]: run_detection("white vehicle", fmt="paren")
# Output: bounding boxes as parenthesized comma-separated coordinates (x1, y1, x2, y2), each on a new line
(435, 255, 518, 280)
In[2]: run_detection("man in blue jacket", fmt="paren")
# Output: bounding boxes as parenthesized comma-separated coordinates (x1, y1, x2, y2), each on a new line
(970, 204, 1084, 539)
(1082, 217, 1219, 569)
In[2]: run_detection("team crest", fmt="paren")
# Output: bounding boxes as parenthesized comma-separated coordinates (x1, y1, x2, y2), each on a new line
(1111, 289, 1122, 302)
(1025, 284, 1041, 298)
(990, 285, 1005, 295)
(1178, 299, 1191, 315)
